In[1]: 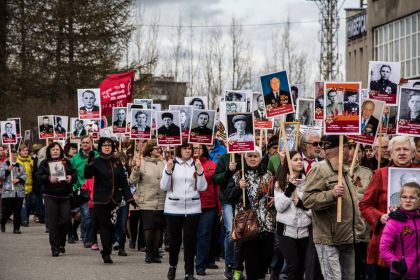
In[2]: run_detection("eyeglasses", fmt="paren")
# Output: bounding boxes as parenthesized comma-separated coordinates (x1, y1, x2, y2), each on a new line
(305, 141, 321, 147)
(193, 147, 202, 150)
(153, 147, 162, 151)
(400, 196, 419, 201)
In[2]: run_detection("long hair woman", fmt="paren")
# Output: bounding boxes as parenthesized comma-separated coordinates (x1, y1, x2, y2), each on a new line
(37, 142, 75, 256)
(160, 140, 207, 280)
(274, 150, 311, 280)
(84, 137, 137, 263)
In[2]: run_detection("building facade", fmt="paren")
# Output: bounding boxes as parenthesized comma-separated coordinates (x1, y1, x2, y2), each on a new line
(345, 0, 420, 86)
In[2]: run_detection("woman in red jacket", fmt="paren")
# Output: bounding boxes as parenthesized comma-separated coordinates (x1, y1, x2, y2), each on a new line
(193, 144, 221, 276)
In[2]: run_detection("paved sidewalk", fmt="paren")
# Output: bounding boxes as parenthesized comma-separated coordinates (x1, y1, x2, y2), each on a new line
(0, 221, 226, 280)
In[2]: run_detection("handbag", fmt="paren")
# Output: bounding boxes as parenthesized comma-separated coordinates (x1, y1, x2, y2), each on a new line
(231, 178, 260, 242)
(231, 208, 259, 242)
(71, 188, 90, 208)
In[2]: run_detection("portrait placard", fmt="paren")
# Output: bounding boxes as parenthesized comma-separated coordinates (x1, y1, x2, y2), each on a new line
(156, 111, 181, 146)
(53, 116, 68, 139)
(226, 112, 255, 153)
(84, 119, 100, 140)
(169, 105, 193, 138)
(348, 99, 385, 145)
(314, 81, 325, 120)
(112, 107, 127, 134)
(260, 70, 294, 118)
(189, 110, 216, 145)
(252, 92, 273, 129)
(396, 87, 420, 136)
(279, 122, 300, 151)
(38, 115, 54, 139)
(133, 99, 153, 109)
(368, 61, 401, 104)
(70, 118, 88, 139)
(7, 118, 21, 138)
(381, 105, 398, 135)
(296, 98, 315, 126)
(387, 167, 420, 210)
(185, 96, 208, 110)
(48, 161, 67, 182)
(78, 88, 101, 119)
(130, 109, 152, 140)
(1, 120, 17, 145)
(324, 82, 361, 135)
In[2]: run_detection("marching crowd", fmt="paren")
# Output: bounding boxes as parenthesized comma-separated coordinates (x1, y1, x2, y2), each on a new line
(0, 132, 419, 280)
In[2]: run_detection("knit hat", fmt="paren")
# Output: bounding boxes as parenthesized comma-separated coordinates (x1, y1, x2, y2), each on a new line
(267, 135, 279, 150)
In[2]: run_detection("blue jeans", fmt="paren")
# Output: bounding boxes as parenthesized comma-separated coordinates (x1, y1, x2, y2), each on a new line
(80, 202, 91, 244)
(195, 208, 217, 272)
(114, 204, 128, 248)
(222, 203, 234, 266)
(21, 192, 36, 225)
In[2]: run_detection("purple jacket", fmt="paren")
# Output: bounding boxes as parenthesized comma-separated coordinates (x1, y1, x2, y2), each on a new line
(379, 208, 420, 279)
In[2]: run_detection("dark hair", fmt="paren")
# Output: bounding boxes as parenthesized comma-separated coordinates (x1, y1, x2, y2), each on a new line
(135, 110, 147, 119)
(174, 139, 193, 158)
(414, 137, 420, 146)
(46, 142, 64, 160)
(143, 140, 158, 157)
(274, 151, 302, 191)
(64, 143, 77, 156)
(380, 64, 391, 72)
(401, 181, 420, 197)
(82, 90, 96, 97)
(197, 112, 209, 119)
(97, 137, 116, 154)
(196, 144, 210, 160)
(327, 89, 337, 97)
(189, 98, 204, 108)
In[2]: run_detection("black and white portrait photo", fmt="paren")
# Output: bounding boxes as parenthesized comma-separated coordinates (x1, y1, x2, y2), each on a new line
(130, 109, 152, 140)
(189, 110, 216, 145)
(169, 105, 193, 137)
(343, 91, 360, 116)
(48, 161, 67, 181)
(368, 61, 401, 104)
(226, 101, 246, 113)
(54, 116, 68, 138)
(70, 118, 87, 139)
(397, 87, 420, 136)
(78, 88, 101, 119)
(38, 115, 54, 139)
(226, 112, 255, 153)
(185, 96, 208, 110)
(156, 111, 181, 145)
(112, 107, 127, 134)
(1, 120, 17, 144)
(387, 167, 420, 209)
(224, 90, 246, 102)
(296, 98, 314, 126)
(7, 118, 21, 139)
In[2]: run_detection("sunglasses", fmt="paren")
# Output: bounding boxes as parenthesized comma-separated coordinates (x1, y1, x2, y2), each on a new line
(305, 141, 322, 147)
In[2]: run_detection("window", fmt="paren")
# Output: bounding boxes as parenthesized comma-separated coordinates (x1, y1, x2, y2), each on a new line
(374, 12, 420, 78)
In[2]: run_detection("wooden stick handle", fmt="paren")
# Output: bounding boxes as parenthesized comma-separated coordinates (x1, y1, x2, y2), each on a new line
(258, 130, 263, 148)
(349, 143, 360, 177)
(241, 153, 245, 206)
(9, 145, 14, 191)
(377, 125, 382, 170)
(337, 135, 344, 223)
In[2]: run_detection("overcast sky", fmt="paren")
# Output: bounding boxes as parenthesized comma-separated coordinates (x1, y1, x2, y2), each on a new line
(130, 0, 361, 88)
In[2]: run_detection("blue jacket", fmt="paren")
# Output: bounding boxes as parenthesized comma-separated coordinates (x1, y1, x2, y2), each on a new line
(0, 161, 27, 198)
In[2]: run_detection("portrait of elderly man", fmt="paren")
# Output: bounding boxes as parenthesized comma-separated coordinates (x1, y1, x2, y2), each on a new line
(361, 100, 379, 136)
(2, 122, 16, 141)
(113, 108, 127, 128)
(400, 89, 420, 124)
(157, 112, 180, 137)
(370, 64, 398, 95)
(228, 115, 253, 142)
(264, 76, 290, 108)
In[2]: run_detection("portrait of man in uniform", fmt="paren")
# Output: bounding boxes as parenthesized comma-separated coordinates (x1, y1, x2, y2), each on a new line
(191, 112, 213, 135)
(264, 76, 290, 108)
(370, 64, 398, 95)
(157, 112, 180, 137)
(228, 114, 254, 142)
(1, 122, 16, 142)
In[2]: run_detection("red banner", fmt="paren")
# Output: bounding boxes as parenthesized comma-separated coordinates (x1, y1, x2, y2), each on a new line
(100, 70, 135, 116)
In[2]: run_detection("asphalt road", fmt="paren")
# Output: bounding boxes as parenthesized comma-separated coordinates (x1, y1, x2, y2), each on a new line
(0, 221, 226, 280)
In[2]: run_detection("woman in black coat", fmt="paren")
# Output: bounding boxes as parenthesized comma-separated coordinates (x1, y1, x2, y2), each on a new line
(37, 142, 75, 257)
(84, 137, 137, 264)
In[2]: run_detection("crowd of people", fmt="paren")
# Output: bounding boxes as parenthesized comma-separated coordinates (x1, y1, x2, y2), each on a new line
(0, 131, 419, 280)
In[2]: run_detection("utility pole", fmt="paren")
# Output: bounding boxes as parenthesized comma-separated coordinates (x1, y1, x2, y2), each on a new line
(307, 0, 341, 80)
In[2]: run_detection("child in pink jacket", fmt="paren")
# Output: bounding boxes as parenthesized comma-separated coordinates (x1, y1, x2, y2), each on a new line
(380, 182, 420, 280)
(81, 177, 99, 250)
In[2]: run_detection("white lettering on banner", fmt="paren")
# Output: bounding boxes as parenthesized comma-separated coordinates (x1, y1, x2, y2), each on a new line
(347, 12, 367, 40)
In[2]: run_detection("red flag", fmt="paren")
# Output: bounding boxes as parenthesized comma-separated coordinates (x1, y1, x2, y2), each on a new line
(100, 70, 135, 116)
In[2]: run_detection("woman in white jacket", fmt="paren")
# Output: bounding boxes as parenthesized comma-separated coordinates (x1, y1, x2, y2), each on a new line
(160, 141, 207, 280)
(274, 151, 311, 280)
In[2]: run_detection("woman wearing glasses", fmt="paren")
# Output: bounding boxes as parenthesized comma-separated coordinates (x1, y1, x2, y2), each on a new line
(130, 141, 166, 263)
(225, 147, 276, 280)
(84, 137, 137, 264)
(160, 140, 207, 280)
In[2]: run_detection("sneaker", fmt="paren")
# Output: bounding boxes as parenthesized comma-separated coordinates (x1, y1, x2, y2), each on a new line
(91, 244, 99, 250)
(59, 247, 65, 254)
(184, 275, 198, 280)
(207, 263, 218, 269)
(224, 265, 233, 280)
(233, 270, 243, 280)
(68, 235, 75, 244)
(52, 251, 60, 257)
(102, 254, 113, 264)
(145, 255, 153, 263)
(84, 242, 92, 248)
(167, 266, 176, 280)
(113, 243, 119, 251)
(196, 270, 206, 276)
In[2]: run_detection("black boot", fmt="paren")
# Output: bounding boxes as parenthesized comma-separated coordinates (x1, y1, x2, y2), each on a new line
(118, 248, 128, 256)
(101, 251, 113, 263)
(167, 266, 176, 280)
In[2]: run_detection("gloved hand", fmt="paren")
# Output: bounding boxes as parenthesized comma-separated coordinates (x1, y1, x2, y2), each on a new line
(129, 199, 139, 209)
(284, 183, 297, 198)
(392, 260, 407, 276)
(87, 151, 95, 164)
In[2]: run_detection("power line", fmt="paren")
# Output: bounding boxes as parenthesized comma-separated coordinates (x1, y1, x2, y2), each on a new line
(134, 19, 320, 28)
